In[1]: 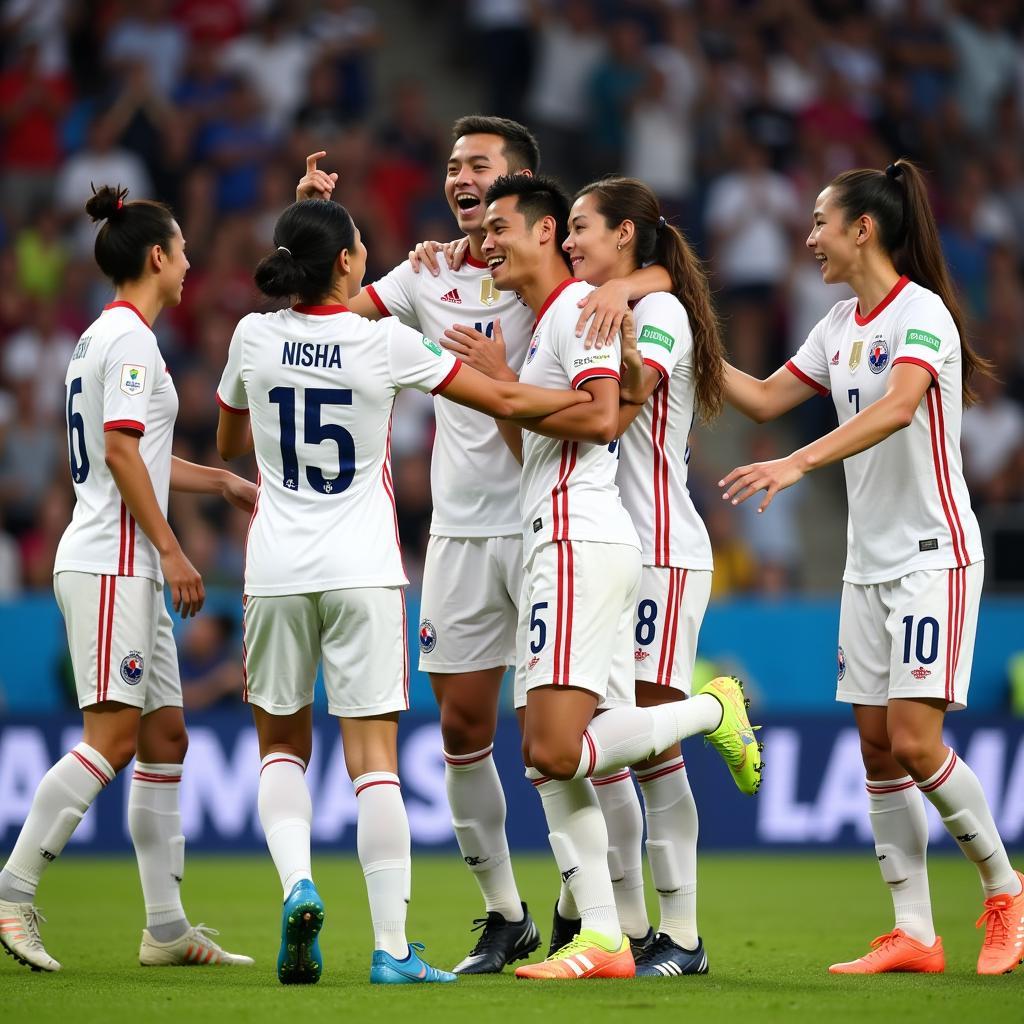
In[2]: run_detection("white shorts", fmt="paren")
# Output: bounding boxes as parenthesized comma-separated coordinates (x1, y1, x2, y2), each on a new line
(836, 563, 983, 711)
(244, 587, 409, 718)
(633, 567, 712, 694)
(418, 534, 522, 673)
(54, 571, 181, 713)
(513, 540, 641, 710)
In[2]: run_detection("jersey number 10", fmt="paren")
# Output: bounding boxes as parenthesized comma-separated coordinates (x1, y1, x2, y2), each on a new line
(269, 386, 355, 494)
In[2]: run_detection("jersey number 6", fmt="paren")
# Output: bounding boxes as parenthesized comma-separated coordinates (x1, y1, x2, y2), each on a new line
(269, 386, 355, 494)
(67, 377, 90, 483)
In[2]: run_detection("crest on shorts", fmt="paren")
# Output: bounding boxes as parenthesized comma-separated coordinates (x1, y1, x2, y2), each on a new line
(837, 645, 846, 682)
(120, 363, 146, 396)
(848, 342, 863, 372)
(419, 619, 437, 654)
(480, 276, 498, 306)
(120, 650, 145, 685)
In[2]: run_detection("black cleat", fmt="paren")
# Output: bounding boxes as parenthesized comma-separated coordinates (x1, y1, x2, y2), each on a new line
(451, 902, 540, 974)
(629, 926, 656, 958)
(634, 932, 709, 976)
(547, 902, 581, 958)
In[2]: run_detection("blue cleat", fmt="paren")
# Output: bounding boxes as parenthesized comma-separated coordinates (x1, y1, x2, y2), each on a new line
(634, 932, 709, 977)
(277, 879, 325, 985)
(370, 942, 458, 984)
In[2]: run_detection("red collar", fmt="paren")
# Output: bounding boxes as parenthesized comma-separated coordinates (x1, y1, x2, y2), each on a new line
(532, 278, 575, 332)
(854, 275, 909, 326)
(464, 252, 488, 269)
(292, 304, 352, 315)
(103, 300, 150, 328)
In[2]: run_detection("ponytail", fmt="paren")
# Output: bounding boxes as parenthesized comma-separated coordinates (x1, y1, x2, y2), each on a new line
(830, 159, 995, 406)
(86, 184, 176, 285)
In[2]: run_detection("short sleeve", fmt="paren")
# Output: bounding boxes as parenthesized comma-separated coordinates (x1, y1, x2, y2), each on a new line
(785, 316, 831, 396)
(891, 298, 958, 383)
(634, 293, 691, 382)
(388, 321, 460, 395)
(555, 298, 621, 390)
(216, 317, 249, 414)
(364, 262, 420, 330)
(102, 328, 160, 434)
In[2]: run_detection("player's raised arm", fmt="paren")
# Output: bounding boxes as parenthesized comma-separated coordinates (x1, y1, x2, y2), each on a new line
(296, 151, 338, 202)
(436, 361, 592, 421)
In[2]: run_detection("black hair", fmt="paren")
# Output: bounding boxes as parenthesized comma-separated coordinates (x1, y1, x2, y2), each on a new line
(85, 185, 176, 285)
(451, 115, 541, 173)
(484, 173, 571, 262)
(254, 199, 356, 305)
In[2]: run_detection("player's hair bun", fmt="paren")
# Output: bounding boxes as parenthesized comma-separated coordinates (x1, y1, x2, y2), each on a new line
(253, 248, 312, 299)
(85, 184, 129, 223)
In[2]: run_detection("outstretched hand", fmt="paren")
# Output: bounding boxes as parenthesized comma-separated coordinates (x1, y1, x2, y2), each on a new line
(296, 151, 339, 202)
(718, 456, 804, 513)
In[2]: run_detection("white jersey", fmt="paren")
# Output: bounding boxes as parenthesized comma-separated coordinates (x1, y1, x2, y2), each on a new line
(788, 276, 982, 584)
(366, 255, 535, 538)
(616, 292, 713, 570)
(217, 303, 459, 596)
(518, 279, 640, 563)
(54, 302, 178, 584)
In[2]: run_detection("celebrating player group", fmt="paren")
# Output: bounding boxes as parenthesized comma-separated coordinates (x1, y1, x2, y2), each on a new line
(1, 112, 1021, 987)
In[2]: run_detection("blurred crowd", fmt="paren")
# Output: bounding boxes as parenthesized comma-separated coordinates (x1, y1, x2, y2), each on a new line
(1, 0, 1023, 625)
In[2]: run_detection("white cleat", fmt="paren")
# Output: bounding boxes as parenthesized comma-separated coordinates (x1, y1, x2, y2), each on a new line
(0, 900, 61, 972)
(139, 924, 254, 967)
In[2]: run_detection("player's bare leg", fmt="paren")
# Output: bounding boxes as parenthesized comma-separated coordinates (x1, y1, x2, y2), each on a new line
(433, 668, 538, 973)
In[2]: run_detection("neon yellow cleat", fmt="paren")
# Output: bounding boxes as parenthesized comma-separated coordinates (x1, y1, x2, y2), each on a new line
(698, 676, 763, 795)
(515, 930, 634, 980)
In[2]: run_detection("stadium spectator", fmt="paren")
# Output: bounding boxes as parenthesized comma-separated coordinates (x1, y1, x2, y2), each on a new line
(104, 0, 187, 99)
(179, 613, 244, 710)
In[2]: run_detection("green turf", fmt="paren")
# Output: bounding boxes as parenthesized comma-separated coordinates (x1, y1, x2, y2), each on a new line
(2, 853, 1020, 1023)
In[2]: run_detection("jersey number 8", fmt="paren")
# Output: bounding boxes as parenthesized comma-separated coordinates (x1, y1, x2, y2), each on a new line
(269, 386, 355, 494)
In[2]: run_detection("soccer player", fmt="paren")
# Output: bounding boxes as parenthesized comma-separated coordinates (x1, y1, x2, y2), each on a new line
(467, 173, 758, 981)
(0, 186, 255, 972)
(215, 198, 595, 985)
(719, 159, 1023, 976)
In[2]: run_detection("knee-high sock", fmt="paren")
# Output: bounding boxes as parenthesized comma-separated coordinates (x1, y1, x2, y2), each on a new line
(355, 772, 409, 958)
(0, 743, 113, 903)
(257, 753, 312, 898)
(529, 769, 620, 947)
(128, 762, 188, 940)
(636, 755, 699, 949)
(445, 745, 523, 921)
(574, 697, 721, 779)
(918, 749, 1021, 898)
(593, 770, 648, 940)
(866, 775, 935, 944)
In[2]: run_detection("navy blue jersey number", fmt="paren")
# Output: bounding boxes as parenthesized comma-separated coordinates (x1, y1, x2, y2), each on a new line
(529, 601, 548, 654)
(635, 599, 658, 646)
(66, 377, 90, 483)
(269, 386, 355, 494)
(901, 615, 939, 665)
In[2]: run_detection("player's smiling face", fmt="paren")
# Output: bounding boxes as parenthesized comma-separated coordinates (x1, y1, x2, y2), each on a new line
(481, 195, 539, 291)
(807, 187, 857, 284)
(563, 192, 623, 285)
(445, 134, 511, 233)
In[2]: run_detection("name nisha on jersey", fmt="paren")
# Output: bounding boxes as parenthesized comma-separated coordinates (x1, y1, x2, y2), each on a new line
(281, 341, 342, 368)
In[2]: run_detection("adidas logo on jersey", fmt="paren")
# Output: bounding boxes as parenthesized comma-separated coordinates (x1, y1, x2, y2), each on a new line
(831, 350, 840, 365)
(440, 289, 462, 304)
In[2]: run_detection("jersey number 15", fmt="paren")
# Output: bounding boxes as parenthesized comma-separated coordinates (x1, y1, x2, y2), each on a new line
(269, 386, 355, 494)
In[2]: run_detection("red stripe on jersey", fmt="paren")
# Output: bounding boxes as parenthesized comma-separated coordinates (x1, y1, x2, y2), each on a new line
(104, 419, 145, 434)
(354, 779, 400, 797)
(96, 575, 107, 704)
(656, 567, 677, 684)
(919, 751, 957, 793)
(216, 393, 248, 415)
(431, 359, 462, 395)
(401, 590, 410, 710)
(259, 756, 305, 775)
(926, 389, 966, 566)
(127, 514, 136, 576)
(655, 386, 671, 565)
(364, 285, 391, 317)
(642, 357, 668, 382)
(72, 749, 110, 786)
(550, 442, 578, 542)
(636, 760, 686, 785)
(292, 304, 352, 315)
(592, 769, 632, 786)
(532, 278, 575, 333)
(891, 355, 938, 382)
(103, 300, 150, 327)
(784, 360, 829, 396)
(931, 383, 969, 564)
(650, 386, 665, 564)
(118, 502, 127, 575)
(854, 275, 909, 326)
(570, 367, 620, 389)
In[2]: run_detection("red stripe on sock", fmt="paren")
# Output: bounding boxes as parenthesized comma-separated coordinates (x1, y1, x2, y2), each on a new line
(132, 771, 182, 783)
(259, 756, 305, 775)
(582, 729, 597, 778)
(444, 748, 494, 766)
(636, 760, 686, 785)
(354, 779, 400, 796)
(865, 778, 916, 794)
(72, 749, 110, 786)
(592, 770, 632, 786)
(919, 752, 958, 793)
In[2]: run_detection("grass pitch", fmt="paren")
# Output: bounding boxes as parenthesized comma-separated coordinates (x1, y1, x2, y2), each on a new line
(2, 853, 1020, 1024)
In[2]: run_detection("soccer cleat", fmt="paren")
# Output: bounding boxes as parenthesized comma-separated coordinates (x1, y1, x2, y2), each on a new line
(276, 879, 324, 984)
(451, 902, 541, 974)
(699, 676, 763, 795)
(139, 923, 254, 967)
(629, 926, 656, 958)
(828, 929, 945, 974)
(370, 942, 457, 984)
(976, 870, 1024, 975)
(634, 932, 708, 977)
(547, 902, 581, 958)
(0, 900, 60, 972)
(515, 929, 635, 980)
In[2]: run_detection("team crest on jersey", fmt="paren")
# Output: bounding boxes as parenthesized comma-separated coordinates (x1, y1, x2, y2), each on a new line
(526, 330, 541, 364)
(848, 341, 863, 372)
(868, 337, 889, 374)
(419, 619, 437, 654)
(120, 650, 145, 685)
(480, 276, 498, 306)
(837, 645, 846, 682)
(120, 363, 146, 396)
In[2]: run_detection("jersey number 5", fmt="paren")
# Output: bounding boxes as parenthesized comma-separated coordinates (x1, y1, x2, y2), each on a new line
(269, 386, 355, 494)
(66, 377, 90, 483)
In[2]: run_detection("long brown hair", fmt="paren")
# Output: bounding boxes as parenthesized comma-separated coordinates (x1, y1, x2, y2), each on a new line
(829, 159, 994, 406)
(576, 176, 724, 422)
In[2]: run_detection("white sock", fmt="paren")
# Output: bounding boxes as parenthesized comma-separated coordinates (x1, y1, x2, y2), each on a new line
(128, 762, 188, 939)
(593, 770, 648, 939)
(866, 775, 935, 945)
(918, 749, 1021, 898)
(574, 697, 722, 779)
(636, 755, 699, 949)
(529, 769, 620, 947)
(444, 746, 523, 922)
(0, 743, 113, 901)
(355, 772, 409, 958)
(258, 753, 312, 899)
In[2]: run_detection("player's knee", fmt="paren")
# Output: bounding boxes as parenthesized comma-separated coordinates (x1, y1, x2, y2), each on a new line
(859, 732, 893, 776)
(104, 735, 139, 773)
(888, 730, 935, 778)
(439, 705, 494, 756)
(164, 727, 188, 763)
(528, 741, 580, 781)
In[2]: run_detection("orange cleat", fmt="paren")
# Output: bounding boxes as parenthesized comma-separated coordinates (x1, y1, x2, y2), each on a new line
(976, 870, 1024, 975)
(514, 930, 635, 980)
(828, 929, 945, 974)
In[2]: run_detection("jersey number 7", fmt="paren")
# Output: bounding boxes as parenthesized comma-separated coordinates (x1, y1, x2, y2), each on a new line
(268, 386, 355, 494)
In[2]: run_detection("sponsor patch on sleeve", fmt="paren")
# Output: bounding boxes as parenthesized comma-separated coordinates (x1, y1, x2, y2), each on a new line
(120, 364, 147, 396)
(422, 336, 443, 357)
(905, 328, 941, 352)
(638, 324, 675, 352)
